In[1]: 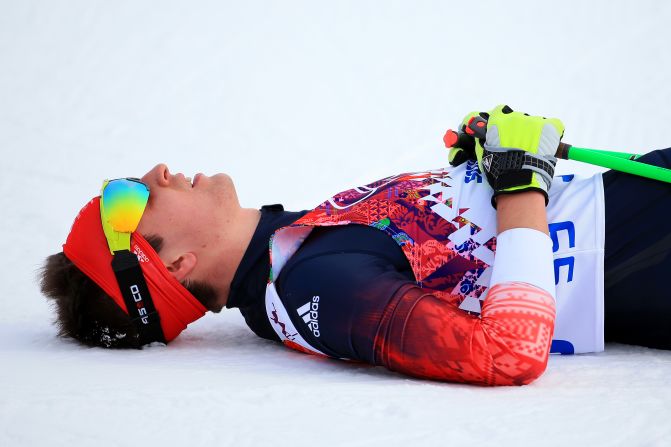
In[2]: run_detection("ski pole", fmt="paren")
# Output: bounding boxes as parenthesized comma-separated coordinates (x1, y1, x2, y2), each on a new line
(555, 144, 671, 183)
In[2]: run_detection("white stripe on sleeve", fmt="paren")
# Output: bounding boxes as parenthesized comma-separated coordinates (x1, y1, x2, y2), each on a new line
(489, 228, 556, 300)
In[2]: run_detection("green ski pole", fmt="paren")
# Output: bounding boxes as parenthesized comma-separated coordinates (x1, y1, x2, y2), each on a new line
(555, 143, 671, 183)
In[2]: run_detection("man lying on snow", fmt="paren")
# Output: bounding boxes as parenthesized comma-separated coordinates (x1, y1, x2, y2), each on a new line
(40, 105, 671, 386)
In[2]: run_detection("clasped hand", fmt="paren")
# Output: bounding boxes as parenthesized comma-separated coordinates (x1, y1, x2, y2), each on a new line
(445, 105, 564, 207)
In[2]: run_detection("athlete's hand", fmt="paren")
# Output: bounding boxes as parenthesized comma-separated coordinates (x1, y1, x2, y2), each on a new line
(444, 110, 487, 167)
(477, 105, 564, 207)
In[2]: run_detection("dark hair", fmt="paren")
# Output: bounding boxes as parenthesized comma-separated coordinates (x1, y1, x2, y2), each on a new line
(39, 235, 219, 349)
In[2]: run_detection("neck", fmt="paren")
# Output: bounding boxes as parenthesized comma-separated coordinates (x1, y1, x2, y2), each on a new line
(206, 207, 261, 310)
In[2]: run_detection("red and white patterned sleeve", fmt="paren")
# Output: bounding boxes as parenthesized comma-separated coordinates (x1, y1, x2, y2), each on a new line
(373, 229, 556, 386)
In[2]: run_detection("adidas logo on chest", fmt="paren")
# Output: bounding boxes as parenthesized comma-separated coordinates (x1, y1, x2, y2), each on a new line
(296, 296, 321, 337)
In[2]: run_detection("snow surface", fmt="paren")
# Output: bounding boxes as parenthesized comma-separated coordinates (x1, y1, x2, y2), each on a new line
(2, 1, 671, 446)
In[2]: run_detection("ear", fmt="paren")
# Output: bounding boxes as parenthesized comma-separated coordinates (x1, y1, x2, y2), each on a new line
(165, 252, 197, 282)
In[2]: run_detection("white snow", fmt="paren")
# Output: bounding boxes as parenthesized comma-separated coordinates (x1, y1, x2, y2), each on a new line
(1, 1, 671, 446)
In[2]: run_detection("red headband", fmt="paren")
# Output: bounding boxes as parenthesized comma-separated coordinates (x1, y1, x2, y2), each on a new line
(63, 197, 207, 342)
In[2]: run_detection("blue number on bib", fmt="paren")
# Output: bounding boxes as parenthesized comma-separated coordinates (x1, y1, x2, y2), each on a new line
(548, 220, 577, 354)
(554, 257, 575, 284)
(551, 340, 575, 355)
(549, 221, 576, 285)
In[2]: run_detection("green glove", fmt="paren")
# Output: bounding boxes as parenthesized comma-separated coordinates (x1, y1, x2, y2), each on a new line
(444, 110, 486, 166)
(475, 105, 564, 206)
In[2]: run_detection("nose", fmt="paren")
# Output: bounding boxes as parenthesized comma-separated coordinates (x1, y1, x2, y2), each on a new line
(142, 164, 170, 187)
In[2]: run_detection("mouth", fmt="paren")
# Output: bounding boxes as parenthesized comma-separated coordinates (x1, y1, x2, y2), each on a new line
(175, 171, 204, 188)
(178, 174, 193, 188)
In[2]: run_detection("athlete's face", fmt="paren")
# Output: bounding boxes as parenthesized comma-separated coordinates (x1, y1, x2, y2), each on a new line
(136, 163, 239, 253)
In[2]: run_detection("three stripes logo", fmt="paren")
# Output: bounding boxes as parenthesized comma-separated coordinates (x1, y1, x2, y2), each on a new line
(297, 296, 321, 337)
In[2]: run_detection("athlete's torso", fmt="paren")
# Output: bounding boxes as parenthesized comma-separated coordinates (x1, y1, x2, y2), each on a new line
(264, 162, 605, 357)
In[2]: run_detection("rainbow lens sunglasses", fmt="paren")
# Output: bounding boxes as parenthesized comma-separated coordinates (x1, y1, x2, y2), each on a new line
(100, 178, 165, 346)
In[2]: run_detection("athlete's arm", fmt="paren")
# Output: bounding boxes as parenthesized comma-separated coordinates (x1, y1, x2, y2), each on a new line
(496, 191, 548, 234)
(374, 191, 556, 386)
(373, 281, 555, 386)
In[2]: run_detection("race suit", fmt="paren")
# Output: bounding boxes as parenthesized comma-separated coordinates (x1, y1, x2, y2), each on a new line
(228, 160, 605, 385)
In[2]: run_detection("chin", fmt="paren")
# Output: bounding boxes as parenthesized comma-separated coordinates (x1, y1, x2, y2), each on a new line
(212, 172, 233, 183)
(212, 174, 239, 207)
